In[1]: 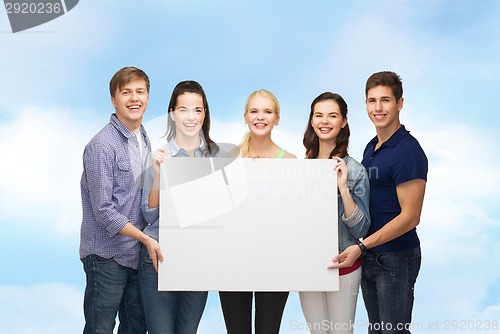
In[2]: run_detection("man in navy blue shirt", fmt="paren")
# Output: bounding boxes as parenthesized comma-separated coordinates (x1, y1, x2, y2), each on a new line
(330, 71, 428, 333)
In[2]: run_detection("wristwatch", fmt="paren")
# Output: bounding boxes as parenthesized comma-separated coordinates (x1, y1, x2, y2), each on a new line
(356, 240, 368, 257)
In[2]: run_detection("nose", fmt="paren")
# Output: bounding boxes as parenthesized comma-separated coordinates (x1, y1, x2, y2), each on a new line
(130, 91, 139, 101)
(186, 109, 196, 120)
(375, 100, 383, 111)
(321, 115, 328, 123)
(257, 111, 265, 120)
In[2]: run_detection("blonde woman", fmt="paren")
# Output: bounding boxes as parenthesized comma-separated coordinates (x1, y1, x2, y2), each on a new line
(219, 89, 295, 334)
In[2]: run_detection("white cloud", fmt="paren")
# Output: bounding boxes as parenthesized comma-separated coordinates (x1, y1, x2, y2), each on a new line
(0, 105, 98, 235)
(411, 124, 500, 324)
(0, 2, 120, 110)
(476, 303, 500, 334)
(0, 283, 83, 334)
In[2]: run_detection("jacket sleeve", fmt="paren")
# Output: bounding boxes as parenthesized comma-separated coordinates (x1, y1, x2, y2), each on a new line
(141, 151, 159, 225)
(341, 166, 371, 239)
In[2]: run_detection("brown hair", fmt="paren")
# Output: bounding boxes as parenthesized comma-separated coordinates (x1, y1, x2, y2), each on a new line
(303, 92, 350, 159)
(365, 71, 403, 101)
(109, 67, 150, 98)
(166, 80, 218, 155)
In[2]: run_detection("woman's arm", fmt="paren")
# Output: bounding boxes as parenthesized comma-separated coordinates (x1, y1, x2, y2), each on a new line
(341, 165, 370, 239)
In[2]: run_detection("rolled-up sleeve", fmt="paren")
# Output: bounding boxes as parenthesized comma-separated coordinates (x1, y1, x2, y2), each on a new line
(342, 166, 371, 239)
(83, 142, 129, 237)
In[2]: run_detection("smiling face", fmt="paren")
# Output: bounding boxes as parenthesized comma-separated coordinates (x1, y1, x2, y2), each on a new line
(244, 95, 279, 137)
(111, 79, 149, 132)
(366, 85, 403, 134)
(169, 92, 205, 141)
(310, 100, 347, 144)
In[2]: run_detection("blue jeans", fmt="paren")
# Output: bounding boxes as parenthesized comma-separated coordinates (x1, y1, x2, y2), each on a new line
(138, 245, 208, 334)
(81, 254, 146, 334)
(361, 246, 421, 334)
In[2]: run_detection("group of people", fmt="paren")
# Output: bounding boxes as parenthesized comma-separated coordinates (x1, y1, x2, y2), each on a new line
(79, 66, 428, 334)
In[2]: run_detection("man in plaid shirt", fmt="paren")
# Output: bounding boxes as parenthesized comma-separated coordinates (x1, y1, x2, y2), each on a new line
(80, 66, 163, 334)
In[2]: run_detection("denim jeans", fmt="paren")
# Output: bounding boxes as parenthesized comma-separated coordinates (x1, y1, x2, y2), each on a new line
(138, 245, 208, 334)
(81, 254, 146, 334)
(361, 246, 421, 334)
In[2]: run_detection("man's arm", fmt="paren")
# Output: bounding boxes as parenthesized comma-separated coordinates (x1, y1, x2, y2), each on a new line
(84, 142, 129, 236)
(85, 143, 164, 271)
(328, 178, 426, 269)
(119, 223, 163, 272)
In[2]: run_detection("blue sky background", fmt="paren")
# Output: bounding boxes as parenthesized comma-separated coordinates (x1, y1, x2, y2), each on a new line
(1, 1, 499, 333)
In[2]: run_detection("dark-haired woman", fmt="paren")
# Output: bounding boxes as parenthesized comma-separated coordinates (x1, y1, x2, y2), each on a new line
(139, 80, 221, 334)
(299, 92, 370, 334)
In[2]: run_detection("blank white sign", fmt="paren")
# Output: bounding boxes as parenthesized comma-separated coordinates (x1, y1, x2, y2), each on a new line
(158, 158, 338, 291)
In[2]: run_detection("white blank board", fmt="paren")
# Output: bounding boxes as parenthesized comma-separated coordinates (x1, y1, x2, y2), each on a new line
(158, 158, 338, 291)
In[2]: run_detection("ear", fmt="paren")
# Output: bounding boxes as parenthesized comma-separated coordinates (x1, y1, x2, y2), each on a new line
(341, 117, 348, 129)
(169, 109, 175, 122)
(275, 115, 280, 126)
(397, 97, 404, 111)
(111, 97, 117, 109)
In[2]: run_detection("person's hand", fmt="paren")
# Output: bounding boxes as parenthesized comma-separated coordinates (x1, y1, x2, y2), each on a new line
(144, 236, 164, 272)
(152, 147, 167, 175)
(327, 244, 361, 269)
(332, 157, 348, 191)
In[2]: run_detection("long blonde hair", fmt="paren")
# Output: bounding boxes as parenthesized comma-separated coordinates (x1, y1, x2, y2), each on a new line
(240, 89, 280, 157)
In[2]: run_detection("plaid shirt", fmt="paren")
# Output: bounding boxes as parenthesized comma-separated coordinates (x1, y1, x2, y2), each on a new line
(80, 114, 151, 269)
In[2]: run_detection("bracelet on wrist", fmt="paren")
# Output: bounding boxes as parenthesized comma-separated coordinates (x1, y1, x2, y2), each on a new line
(356, 240, 368, 257)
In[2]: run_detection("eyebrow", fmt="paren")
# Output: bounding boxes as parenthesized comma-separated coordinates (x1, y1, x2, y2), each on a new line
(249, 108, 274, 112)
(121, 87, 145, 91)
(177, 105, 203, 109)
(313, 111, 339, 115)
(367, 95, 393, 100)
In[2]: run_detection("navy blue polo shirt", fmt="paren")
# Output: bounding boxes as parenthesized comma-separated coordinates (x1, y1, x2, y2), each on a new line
(362, 125, 428, 252)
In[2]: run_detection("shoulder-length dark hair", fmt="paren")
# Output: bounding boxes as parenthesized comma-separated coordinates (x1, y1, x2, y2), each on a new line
(303, 92, 350, 159)
(166, 80, 218, 154)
